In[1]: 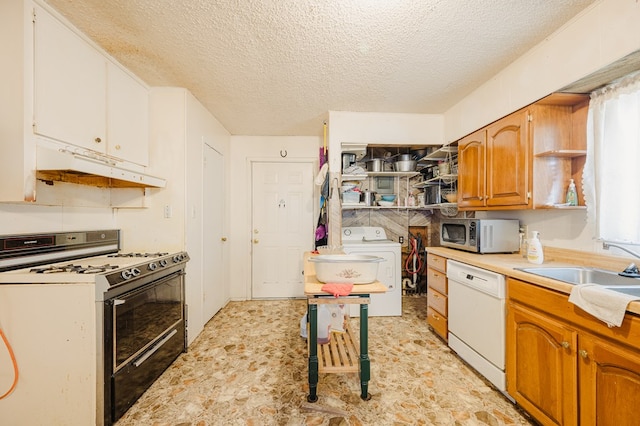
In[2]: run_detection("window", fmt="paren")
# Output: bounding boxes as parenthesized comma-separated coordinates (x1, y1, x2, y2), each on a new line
(583, 70, 640, 245)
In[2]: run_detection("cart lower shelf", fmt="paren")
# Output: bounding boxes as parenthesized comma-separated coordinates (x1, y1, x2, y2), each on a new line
(315, 318, 359, 374)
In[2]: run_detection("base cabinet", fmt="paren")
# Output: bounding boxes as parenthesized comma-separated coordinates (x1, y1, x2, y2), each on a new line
(507, 302, 578, 425)
(579, 334, 640, 424)
(507, 278, 640, 425)
(426, 253, 448, 341)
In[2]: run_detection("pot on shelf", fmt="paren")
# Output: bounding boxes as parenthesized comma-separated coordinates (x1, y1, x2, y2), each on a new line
(365, 158, 386, 172)
(363, 190, 377, 206)
(393, 160, 417, 172)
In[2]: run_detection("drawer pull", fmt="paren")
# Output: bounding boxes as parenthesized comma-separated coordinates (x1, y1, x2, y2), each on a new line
(561, 341, 570, 349)
(579, 350, 588, 359)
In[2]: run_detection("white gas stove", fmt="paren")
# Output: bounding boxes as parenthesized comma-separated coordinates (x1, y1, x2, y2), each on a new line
(0, 230, 189, 425)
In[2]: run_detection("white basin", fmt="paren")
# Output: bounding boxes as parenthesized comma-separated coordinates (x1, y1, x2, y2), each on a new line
(309, 254, 383, 284)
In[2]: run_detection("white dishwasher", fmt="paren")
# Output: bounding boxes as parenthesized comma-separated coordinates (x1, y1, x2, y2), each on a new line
(446, 259, 510, 397)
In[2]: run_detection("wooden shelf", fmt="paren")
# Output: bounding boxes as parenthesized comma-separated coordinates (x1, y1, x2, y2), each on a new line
(314, 318, 360, 374)
(535, 149, 587, 158)
(413, 174, 457, 188)
(418, 144, 458, 161)
(536, 204, 587, 210)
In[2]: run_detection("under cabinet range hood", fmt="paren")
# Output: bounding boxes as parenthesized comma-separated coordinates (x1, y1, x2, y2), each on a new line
(35, 143, 166, 188)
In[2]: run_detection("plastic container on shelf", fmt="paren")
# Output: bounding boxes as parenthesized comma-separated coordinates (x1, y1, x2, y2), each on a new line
(565, 179, 578, 206)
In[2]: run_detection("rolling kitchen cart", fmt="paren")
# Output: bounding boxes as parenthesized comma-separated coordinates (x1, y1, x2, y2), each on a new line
(303, 252, 387, 402)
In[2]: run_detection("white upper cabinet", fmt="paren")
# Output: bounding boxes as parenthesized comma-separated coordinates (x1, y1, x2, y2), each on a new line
(107, 62, 149, 166)
(33, 3, 149, 166)
(33, 4, 107, 152)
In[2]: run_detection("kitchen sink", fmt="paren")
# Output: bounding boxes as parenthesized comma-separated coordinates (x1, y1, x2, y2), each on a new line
(515, 266, 640, 287)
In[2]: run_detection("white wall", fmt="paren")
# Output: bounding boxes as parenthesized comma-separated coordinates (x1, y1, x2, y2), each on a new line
(327, 111, 444, 173)
(0, 198, 116, 235)
(325, 111, 444, 244)
(445, 0, 640, 258)
(444, 0, 640, 142)
(228, 135, 321, 300)
(117, 87, 232, 341)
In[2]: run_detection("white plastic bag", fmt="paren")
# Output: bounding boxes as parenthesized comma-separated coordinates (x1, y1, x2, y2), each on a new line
(300, 304, 343, 343)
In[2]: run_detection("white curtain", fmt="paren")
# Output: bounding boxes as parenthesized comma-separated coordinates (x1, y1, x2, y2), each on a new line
(583, 70, 640, 244)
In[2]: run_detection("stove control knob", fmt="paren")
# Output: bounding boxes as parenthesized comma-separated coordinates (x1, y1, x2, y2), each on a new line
(173, 254, 184, 263)
(159, 259, 168, 267)
(148, 262, 158, 271)
(121, 267, 142, 280)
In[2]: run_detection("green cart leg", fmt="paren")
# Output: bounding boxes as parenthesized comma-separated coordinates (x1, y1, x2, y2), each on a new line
(359, 301, 371, 400)
(307, 302, 319, 402)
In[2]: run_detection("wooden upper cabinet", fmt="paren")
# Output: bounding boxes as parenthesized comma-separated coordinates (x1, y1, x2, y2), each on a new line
(456, 93, 589, 211)
(457, 129, 486, 208)
(457, 109, 530, 210)
(486, 110, 530, 208)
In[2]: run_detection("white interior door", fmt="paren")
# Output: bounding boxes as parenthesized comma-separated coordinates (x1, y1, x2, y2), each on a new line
(251, 161, 314, 298)
(203, 143, 225, 319)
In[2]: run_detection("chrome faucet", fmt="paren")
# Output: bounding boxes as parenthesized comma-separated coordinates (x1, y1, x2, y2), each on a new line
(603, 242, 640, 259)
(603, 242, 640, 277)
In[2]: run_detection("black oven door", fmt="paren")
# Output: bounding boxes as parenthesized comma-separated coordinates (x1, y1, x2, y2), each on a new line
(104, 270, 186, 424)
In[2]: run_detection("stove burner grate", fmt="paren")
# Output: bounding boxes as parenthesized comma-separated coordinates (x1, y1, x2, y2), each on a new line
(30, 264, 121, 274)
(108, 252, 169, 258)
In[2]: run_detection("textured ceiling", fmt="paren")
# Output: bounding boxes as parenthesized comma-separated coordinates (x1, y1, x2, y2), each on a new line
(45, 0, 597, 136)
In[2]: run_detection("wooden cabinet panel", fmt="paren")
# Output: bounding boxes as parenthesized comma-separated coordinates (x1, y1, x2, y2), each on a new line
(485, 110, 530, 207)
(427, 252, 449, 341)
(426, 253, 446, 273)
(427, 287, 447, 316)
(579, 333, 640, 424)
(507, 302, 578, 426)
(457, 129, 486, 208)
(427, 267, 447, 294)
(507, 277, 640, 425)
(427, 306, 447, 340)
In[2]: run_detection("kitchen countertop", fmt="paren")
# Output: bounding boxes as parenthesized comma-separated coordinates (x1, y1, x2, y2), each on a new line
(425, 246, 640, 316)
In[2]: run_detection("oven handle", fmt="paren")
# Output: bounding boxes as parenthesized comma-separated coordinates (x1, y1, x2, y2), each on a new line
(133, 329, 178, 368)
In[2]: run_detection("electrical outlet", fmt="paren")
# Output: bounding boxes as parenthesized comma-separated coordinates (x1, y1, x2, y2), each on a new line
(520, 224, 529, 238)
(164, 205, 172, 218)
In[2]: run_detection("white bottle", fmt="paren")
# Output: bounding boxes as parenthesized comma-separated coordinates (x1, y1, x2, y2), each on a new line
(527, 231, 544, 264)
(566, 179, 578, 206)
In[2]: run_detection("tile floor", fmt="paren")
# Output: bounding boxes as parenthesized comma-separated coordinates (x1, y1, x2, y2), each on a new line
(115, 296, 533, 426)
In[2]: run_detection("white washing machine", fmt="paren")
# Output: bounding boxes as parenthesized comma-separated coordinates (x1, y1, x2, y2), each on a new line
(341, 226, 402, 317)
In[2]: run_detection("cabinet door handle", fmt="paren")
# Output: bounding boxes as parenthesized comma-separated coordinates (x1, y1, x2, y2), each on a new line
(561, 341, 570, 349)
(579, 350, 588, 359)
(95, 137, 102, 143)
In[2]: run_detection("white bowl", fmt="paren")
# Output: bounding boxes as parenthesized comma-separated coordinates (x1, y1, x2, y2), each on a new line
(377, 200, 395, 207)
(309, 254, 383, 284)
(341, 183, 357, 192)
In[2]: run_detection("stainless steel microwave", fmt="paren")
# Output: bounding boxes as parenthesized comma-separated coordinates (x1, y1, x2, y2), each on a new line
(440, 218, 520, 253)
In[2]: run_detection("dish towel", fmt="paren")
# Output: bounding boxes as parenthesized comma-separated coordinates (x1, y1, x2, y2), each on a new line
(321, 283, 354, 297)
(568, 284, 640, 327)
